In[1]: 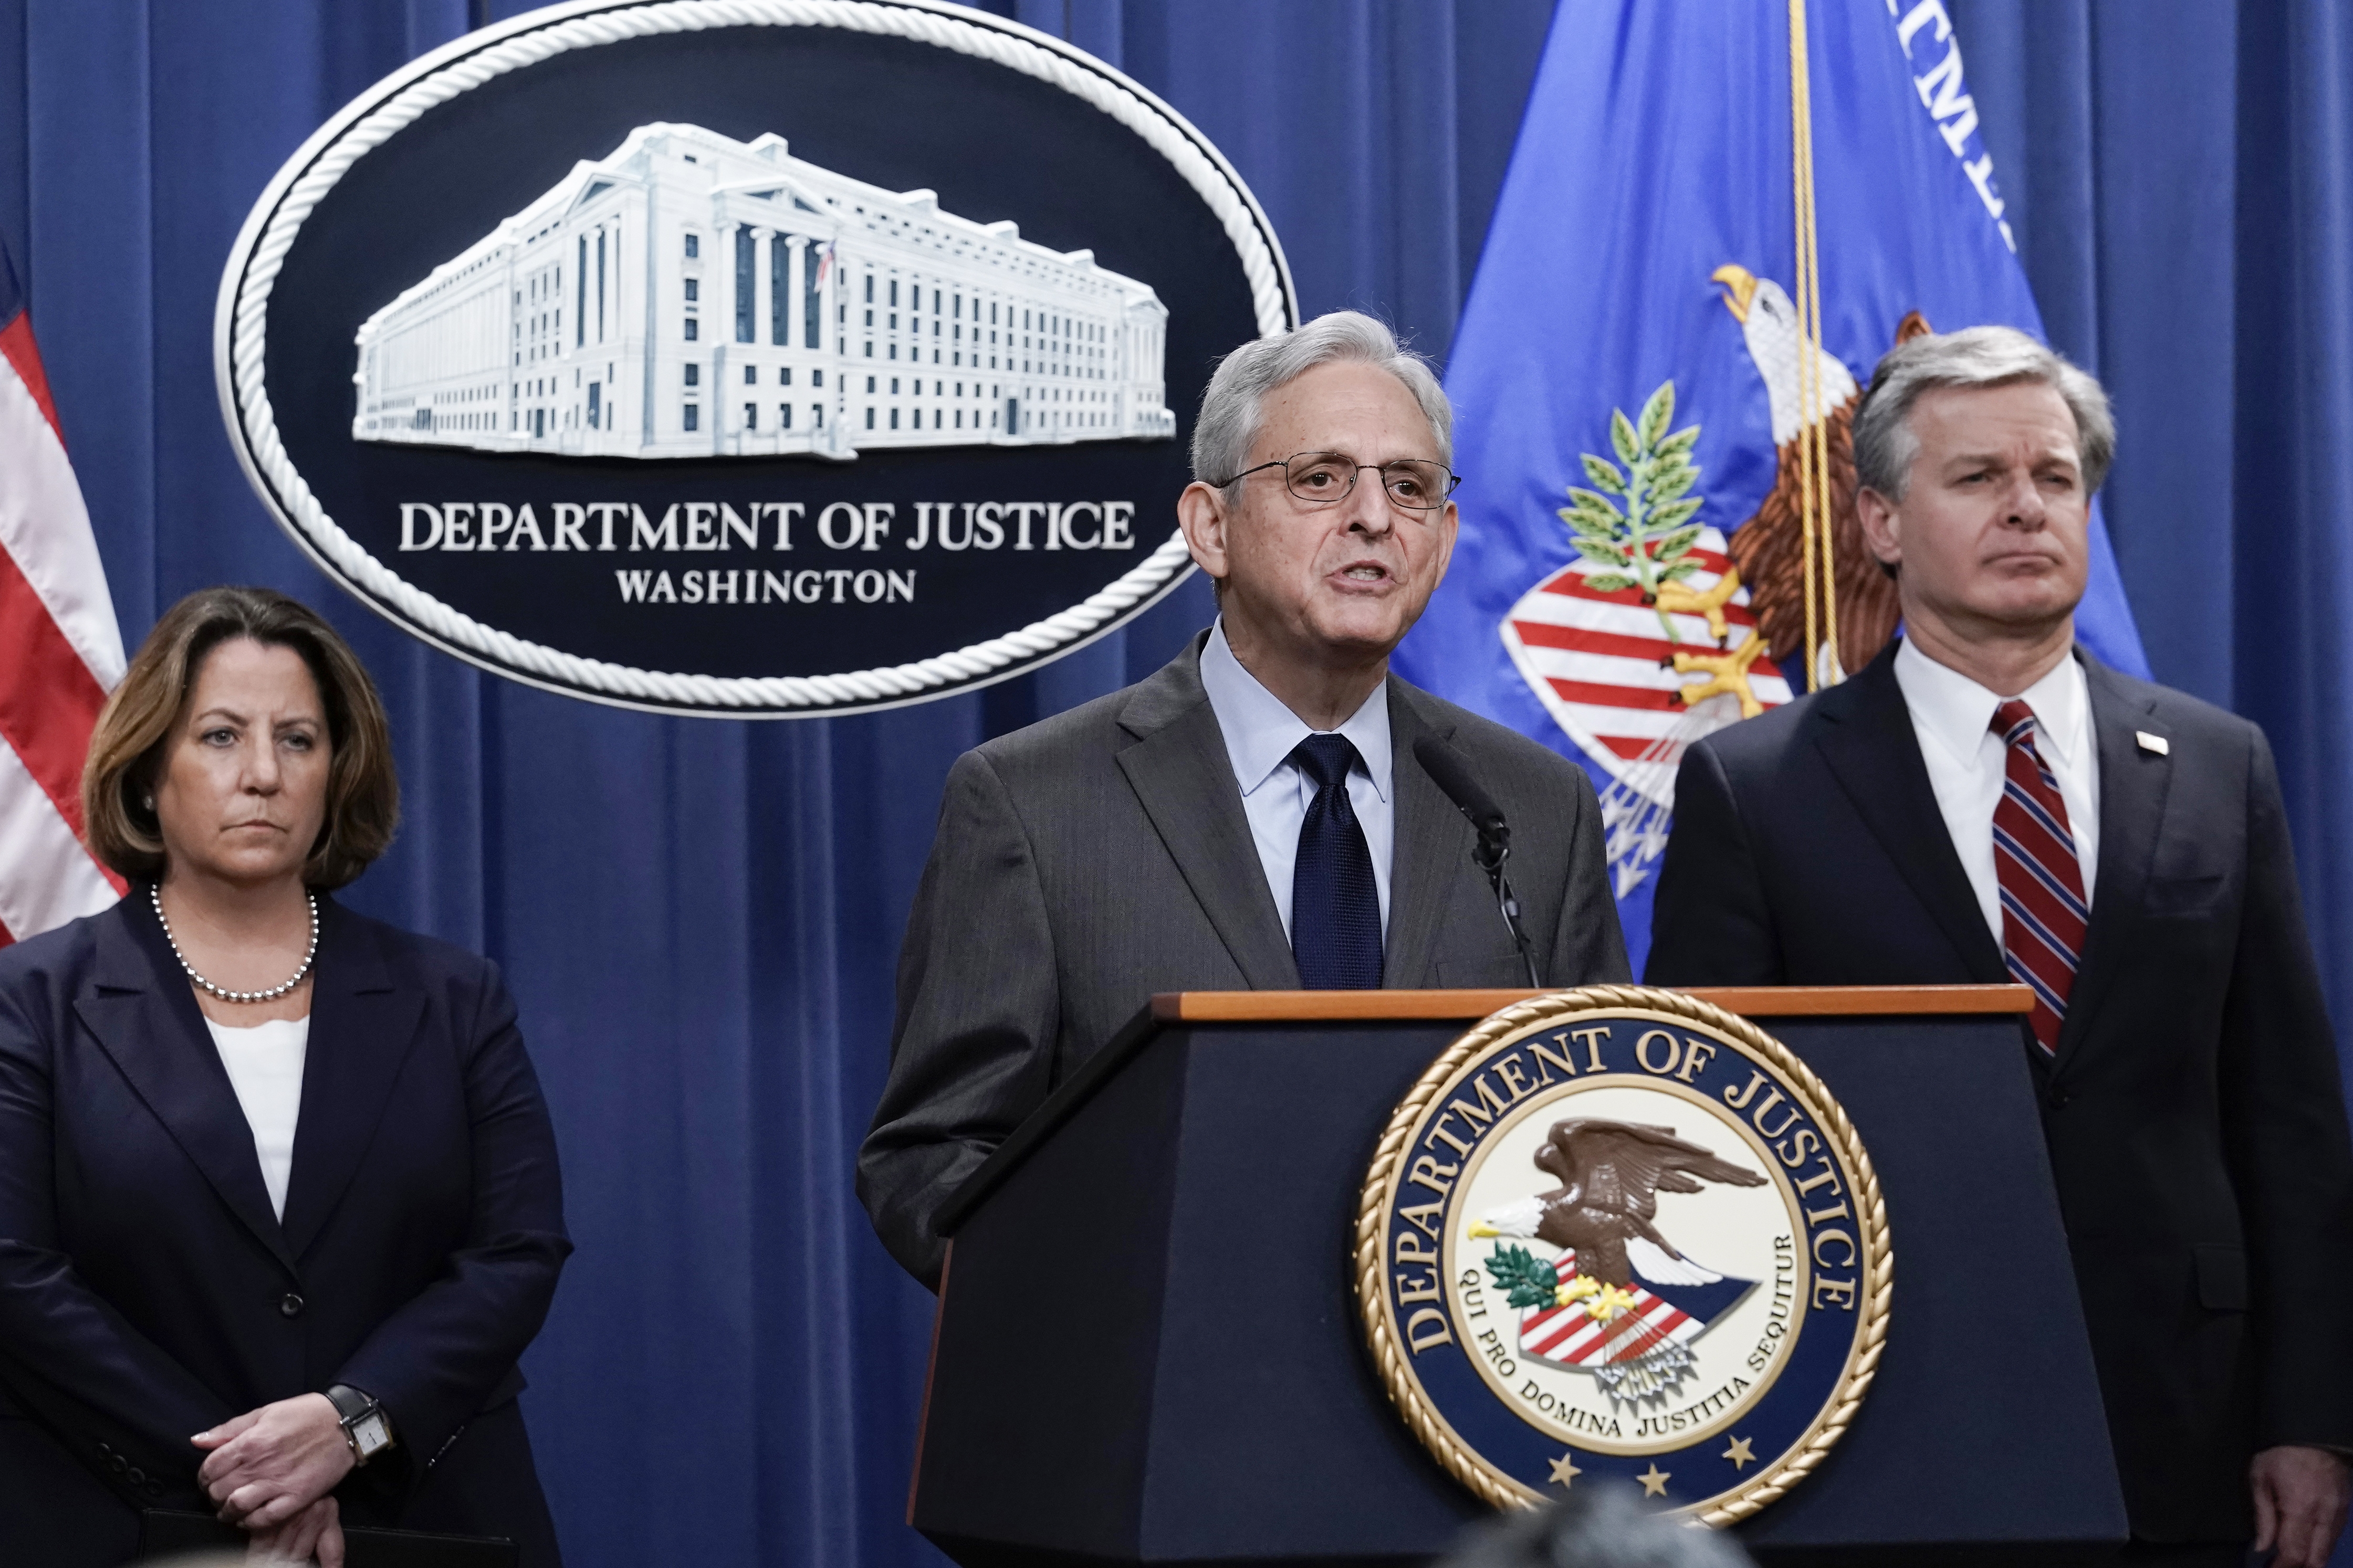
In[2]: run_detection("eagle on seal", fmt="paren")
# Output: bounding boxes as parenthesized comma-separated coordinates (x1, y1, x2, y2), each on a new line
(1476, 1118, 1766, 1289)
(1709, 264, 1932, 679)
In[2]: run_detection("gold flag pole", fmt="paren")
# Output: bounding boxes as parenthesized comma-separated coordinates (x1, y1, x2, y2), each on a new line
(1800, 10, 1840, 684)
(1787, 0, 1839, 688)
(1787, 0, 1820, 690)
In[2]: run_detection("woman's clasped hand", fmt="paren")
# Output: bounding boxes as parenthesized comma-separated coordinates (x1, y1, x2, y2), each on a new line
(194, 1392, 354, 1532)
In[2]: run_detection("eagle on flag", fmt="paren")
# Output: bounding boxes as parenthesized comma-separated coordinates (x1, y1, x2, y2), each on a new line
(1708, 263, 1931, 679)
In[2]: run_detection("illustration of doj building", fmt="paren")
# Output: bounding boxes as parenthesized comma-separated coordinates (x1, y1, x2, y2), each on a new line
(351, 122, 1174, 459)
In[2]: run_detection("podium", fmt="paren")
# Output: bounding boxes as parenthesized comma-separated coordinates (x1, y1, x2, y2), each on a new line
(912, 987, 2127, 1567)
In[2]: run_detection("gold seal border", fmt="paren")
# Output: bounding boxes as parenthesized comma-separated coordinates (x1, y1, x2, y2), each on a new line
(1351, 985, 1892, 1524)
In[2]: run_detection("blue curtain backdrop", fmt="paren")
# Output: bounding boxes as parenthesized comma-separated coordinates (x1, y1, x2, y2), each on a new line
(1, 2, 2348, 1564)
(1948, 0, 2353, 1049)
(0, 4, 1553, 1565)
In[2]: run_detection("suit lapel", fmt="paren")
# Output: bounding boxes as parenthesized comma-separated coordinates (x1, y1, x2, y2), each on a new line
(73, 897, 297, 1275)
(280, 901, 426, 1261)
(1811, 648, 2010, 982)
(1383, 685, 1476, 988)
(2055, 652, 2170, 1066)
(1115, 641, 1300, 988)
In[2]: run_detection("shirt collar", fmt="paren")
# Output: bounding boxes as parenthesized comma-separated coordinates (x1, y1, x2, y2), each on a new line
(1894, 636, 2089, 768)
(1199, 619, 1394, 799)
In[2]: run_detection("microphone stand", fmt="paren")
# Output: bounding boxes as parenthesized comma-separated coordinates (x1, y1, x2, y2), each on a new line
(1411, 736, 1546, 990)
(1471, 820, 1544, 991)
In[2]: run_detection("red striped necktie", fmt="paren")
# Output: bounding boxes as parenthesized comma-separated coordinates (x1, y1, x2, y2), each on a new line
(1989, 699, 2088, 1055)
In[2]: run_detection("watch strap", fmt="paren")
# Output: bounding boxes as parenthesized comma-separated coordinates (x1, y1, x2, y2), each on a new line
(322, 1384, 395, 1465)
(322, 1384, 374, 1425)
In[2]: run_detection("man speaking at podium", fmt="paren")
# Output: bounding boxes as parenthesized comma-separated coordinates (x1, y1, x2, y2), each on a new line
(1647, 328, 2353, 1566)
(860, 312, 1628, 1288)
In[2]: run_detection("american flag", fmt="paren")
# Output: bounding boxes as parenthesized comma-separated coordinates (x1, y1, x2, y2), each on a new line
(0, 234, 126, 946)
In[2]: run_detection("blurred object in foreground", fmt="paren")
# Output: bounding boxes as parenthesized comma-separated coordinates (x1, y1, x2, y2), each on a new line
(1436, 1483, 1756, 1568)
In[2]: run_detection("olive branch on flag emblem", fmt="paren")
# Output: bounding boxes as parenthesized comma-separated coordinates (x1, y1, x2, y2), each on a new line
(1559, 381, 1707, 642)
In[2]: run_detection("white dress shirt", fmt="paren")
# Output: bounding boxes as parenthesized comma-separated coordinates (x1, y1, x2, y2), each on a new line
(1198, 619, 1394, 941)
(204, 1015, 310, 1221)
(1894, 637, 2100, 943)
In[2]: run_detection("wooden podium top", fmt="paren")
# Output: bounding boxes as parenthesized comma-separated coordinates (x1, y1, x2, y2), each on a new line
(1151, 984, 2034, 1022)
(937, 983, 2034, 1240)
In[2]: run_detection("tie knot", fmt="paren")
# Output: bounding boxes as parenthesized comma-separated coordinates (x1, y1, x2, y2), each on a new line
(1990, 699, 2040, 746)
(1292, 732, 1362, 790)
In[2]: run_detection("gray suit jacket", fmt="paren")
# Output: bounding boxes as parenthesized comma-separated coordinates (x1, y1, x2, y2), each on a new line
(858, 634, 1630, 1284)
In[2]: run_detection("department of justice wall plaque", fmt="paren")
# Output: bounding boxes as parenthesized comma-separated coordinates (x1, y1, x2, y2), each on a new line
(1356, 988, 1889, 1522)
(215, 0, 1293, 717)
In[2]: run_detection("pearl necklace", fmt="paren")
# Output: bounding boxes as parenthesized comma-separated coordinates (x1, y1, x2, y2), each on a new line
(151, 885, 319, 1004)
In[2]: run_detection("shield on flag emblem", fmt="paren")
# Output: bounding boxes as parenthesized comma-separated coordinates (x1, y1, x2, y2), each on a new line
(1501, 526, 1792, 899)
(1495, 378, 1794, 897)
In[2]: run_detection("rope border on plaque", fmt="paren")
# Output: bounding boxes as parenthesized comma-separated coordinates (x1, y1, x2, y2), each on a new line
(214, 0, 1294, 714)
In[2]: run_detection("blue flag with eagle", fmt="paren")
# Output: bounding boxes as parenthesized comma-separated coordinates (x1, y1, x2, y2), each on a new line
(1394, 0, 2151, 975)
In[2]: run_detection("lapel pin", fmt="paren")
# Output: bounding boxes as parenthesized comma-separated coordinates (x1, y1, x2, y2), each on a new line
(2136, 730, 2170, 756)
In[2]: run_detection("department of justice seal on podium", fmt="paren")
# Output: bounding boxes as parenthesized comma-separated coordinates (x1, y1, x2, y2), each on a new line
(1355, 988, 1889, 1522)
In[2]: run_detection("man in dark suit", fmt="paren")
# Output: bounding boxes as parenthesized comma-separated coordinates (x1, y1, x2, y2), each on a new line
(1647, 326, 2353, 1566)
(860, 311, 1629, 1287)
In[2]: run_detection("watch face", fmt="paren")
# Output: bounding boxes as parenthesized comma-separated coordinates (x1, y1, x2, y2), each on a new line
(353, 1413, 392, 1456)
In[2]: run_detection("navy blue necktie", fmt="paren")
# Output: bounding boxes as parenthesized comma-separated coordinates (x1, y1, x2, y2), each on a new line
(1290, 733, 1383, 990)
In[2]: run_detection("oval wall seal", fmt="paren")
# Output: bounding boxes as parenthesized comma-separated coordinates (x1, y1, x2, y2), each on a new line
(215, 0, 1293, 717)
(1355, 987, 1889, 1522)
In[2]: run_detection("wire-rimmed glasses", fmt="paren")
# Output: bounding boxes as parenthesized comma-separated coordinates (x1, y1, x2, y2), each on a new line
(1215, 451, 1461, 511)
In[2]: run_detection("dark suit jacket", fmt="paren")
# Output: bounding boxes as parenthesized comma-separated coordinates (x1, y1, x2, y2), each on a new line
(1646, 641, 2353, 1542)
(0, 892, 571, 1562)
(859, 635, 1632, 1285)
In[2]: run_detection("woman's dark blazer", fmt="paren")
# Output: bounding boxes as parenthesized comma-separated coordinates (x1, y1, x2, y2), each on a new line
(0, 891, 571, 1563)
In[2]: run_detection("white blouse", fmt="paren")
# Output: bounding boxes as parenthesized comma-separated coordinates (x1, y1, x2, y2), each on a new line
(204, 1015, 311, 1221)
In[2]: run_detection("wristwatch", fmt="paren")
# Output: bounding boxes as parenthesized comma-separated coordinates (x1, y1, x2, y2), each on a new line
(323, 1384, 396, 1467)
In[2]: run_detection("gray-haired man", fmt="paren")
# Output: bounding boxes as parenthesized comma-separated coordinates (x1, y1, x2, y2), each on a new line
(860, 311, 1628, 1286)
(1647, 327, 2353, 1565)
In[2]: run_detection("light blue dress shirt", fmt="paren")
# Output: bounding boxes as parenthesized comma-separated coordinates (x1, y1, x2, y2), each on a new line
(1197, 618, 1394, 941)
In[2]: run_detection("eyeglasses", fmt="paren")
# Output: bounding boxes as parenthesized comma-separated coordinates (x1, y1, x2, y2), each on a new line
(1215, 451, 1461, 511)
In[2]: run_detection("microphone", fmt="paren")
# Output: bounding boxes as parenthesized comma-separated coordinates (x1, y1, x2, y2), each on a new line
(1413, 738, 1543, 988)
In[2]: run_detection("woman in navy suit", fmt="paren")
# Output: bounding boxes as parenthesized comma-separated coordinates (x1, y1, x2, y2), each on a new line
(0, 587, 570, 1566)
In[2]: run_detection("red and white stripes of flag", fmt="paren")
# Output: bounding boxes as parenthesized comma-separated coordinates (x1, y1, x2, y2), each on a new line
(0, 240, 128, 945)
